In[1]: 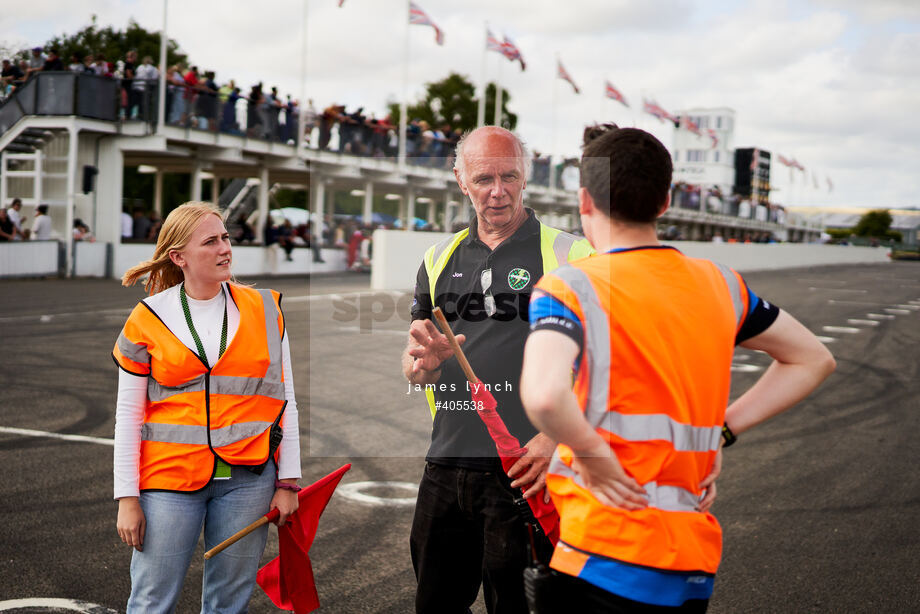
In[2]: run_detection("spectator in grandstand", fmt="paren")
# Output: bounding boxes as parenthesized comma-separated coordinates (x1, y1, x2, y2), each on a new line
(247, 83, 265, 138)
(318, 103, 341, 150)
(94, 53, 113, 77)
(132, 56, 159, 120)
(73, 218, 95, 242)
(183, 66, 201, 127)
(0, 207, 15, 241)
(147, 211, 163, 242)
(277, 219, 296, 261)
(7, 198, 24, 238)
(166, 65, 186, 124)
(302, 98, 318, 147)
(132, 206, 152, 241)
(121, 50, 137, 118)
(282, 96, 298, 144)
(82, 54, 96, 73)
(1, 59, 23, 88)
(121, 209, 133, 240)
(197, 71, 219, 131)
(220, 84, 242, 134)
(31, 204, 52, 240)
(68, 53, 84, 73)
(26, 47, 45, 77)
(41, 48, 64, 72)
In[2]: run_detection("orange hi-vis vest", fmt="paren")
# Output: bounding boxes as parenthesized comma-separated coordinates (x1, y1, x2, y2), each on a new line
(535, 248, 749, 575)
(112, 284, 287, 492)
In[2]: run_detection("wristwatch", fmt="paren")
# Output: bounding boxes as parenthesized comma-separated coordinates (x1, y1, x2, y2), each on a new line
(721, 422, 737, 448)
(274, 479, 302, 492)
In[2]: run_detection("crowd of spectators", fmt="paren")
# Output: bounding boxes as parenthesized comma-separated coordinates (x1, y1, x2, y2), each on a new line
(0, 198, 57, 241)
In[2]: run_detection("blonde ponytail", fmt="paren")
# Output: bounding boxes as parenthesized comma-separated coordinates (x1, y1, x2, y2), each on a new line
(121, 202, 224, 296)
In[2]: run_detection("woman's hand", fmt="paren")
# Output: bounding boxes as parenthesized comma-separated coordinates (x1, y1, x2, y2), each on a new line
(270, 487, 300, 527)
(116, 497, 146, 551)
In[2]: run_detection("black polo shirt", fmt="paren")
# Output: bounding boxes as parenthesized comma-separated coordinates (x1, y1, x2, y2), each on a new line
(411, 209, 548, 471)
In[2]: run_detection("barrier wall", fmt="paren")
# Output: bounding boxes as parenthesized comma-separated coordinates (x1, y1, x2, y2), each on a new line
(111, 243, 349, 279)
(74, 242, 109, 278)
(0, 241, 59, 277)
(369, 231, 893, 290)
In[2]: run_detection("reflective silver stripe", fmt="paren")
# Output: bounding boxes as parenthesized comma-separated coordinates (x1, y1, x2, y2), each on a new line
(142, 422, 207, 445)
(603, 413, 721, 453)
(713, 263, 744, 327)
(117, 332, 150, 364)
(642, 481, 700, 512)
(210, 421, 273, 447)
(550, 266, 610, 428)
(148, 374, 205, 403)
(549, 453, 700, 513)
(257, 289, 283, 384)
(552, 231, 577, 269)
(211, 375, 285, 401)
(429, 234, 459, 270)
(141, 420, 272, 447)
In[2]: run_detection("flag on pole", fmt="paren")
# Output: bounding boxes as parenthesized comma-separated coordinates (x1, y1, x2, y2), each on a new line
(776, 154, 793, 167)
(680, 115, 702, 137)
(338, 0, 345, 7)
(791, 158, 805, 172)
(501, 35, 526, 71)
(812, 171, 819, 189)
(486, 28, 504, 54)
(642, 98, 677, 123)
(826, 176, 834, 192)
(409, 2, 444, 46)
(604, 80, 628, 107)
(256, 464, 352, 614)
(557, 59, 580, 94)
(706, 128, 718, 149)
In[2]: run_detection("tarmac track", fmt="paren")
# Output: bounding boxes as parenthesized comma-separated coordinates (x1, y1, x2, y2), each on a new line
(0, 262, 918, 613)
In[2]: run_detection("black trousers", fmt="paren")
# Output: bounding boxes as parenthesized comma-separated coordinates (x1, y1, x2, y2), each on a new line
(410, 462, 553, 614)
(527, 568, 709, 614)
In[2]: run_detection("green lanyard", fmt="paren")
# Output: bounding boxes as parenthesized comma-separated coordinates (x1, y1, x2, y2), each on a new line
(181, 282, 231, 479)
(180, 283, 228, 367)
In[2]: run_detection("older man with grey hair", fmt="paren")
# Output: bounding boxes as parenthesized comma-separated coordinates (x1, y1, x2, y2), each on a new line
(401, 125, 593, 613)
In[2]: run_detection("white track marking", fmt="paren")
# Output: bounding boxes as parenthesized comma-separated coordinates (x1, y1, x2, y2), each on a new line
(895, 304, 920, 310)
(337, 481, 418, 506)
(731, 363, 762, 373)
(815, 336, 837, 343)
(0, 598, 118, 612)
(884, 308, 911, 315)
(847, 319, 880, 326)
(866, 313, 895, 320)
(809, 287, 867, 293)
(797, 279, 847, 285)
(0, 426, 113, 446)
(828, 299, 893, 307)
(822, 326, 861, 334)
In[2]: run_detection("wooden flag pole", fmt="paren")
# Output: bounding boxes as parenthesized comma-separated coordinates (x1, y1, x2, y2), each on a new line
(431, 307, 478, 384)
(204, 515, 270, 559)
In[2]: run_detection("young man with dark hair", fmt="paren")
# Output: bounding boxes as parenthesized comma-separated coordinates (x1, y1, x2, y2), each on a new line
(519, 125, 835, 612)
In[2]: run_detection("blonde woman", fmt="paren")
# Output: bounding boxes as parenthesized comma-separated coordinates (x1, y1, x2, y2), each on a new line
(112, 202, 301, 613)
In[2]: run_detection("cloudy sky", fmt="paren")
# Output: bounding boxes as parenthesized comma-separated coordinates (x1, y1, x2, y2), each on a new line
(3, 0, 919, 208)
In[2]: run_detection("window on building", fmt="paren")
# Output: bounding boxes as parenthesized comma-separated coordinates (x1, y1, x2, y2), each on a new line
(673, 149, 679, 161)
(716, 116, 722, 129)
(714, 151, 720, 163)
(686, 150, 708, 162)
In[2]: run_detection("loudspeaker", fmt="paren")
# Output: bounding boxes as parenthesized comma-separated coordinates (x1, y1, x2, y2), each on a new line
(82, 165, 98, 194)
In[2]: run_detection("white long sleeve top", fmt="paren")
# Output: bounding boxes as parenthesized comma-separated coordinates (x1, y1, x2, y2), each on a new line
(113, 283, 301, 499)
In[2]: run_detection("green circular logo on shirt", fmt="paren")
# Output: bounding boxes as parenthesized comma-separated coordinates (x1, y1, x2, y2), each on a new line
(508, 268, 531, 290)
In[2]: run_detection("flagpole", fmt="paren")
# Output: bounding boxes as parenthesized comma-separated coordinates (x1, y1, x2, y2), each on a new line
(299, 0, 308, 152)
(477, 23, 487, 128)
(549, 58, 558, 191)
(399, 0, 409, 168)
(156, 0, 167, 134)
(494, 58, 503, 127)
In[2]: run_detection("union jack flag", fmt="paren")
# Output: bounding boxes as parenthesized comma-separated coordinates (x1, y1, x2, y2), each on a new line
(791, 158, 805, 172)
(604, 80, 628, 107)
(557, 60, 580, 94)
(642, 99, 676, 123)
(486, 28, 504, 54)
(409, 2, 444, 46)
(707, 128, 718, 149)
(681, 115, 702, 137)
(338, 0, 345, 7)
(776, 154, 793, 167)
(501, 35, 526, 71)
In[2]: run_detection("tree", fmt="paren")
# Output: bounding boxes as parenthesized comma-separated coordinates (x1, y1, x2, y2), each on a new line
(43, 15, 188, 66)
(387, 72, 517, 132)
(853, 209, 893, 238)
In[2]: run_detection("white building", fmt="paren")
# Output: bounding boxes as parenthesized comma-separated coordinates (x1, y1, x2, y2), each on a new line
(671, 107, 736, 197)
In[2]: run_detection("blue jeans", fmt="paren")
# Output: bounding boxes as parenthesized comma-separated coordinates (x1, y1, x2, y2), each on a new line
(127, 465, 276, 614)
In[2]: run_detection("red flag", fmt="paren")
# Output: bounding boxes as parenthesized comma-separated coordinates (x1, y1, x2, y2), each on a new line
(604, 80, 628, 107)
(642, 98, 677, 124)
(681, 115, 702, 137)
(706, 128, 718, 149)
(338, 0, 345, 7)
(486, 28, 504, 54)
(470, 382, 560, 546)
(409, 2, 444, 46)
(257, 464, 352, 614)
(557, 59, 580, 94)
(501, 35, 526, 71)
